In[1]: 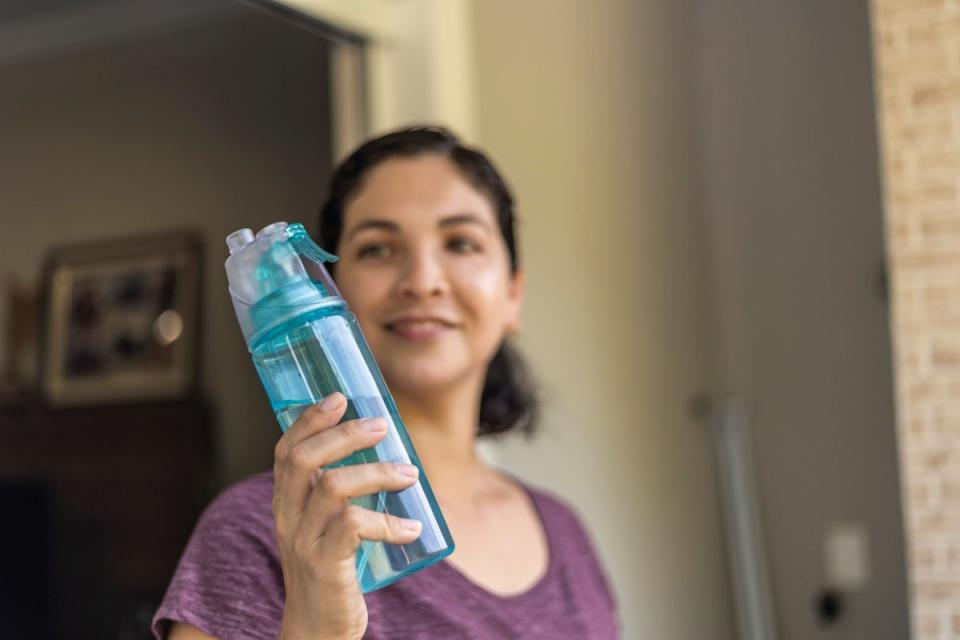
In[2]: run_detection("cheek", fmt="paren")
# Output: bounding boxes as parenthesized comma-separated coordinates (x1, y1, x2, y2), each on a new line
(334, 266, 391, 326)
(454, 262, 513, 326)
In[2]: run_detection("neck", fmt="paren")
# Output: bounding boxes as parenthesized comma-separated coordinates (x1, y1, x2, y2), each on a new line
(392, 375, 488, 501)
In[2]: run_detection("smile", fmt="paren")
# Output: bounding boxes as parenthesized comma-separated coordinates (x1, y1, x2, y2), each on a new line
(384, 317, 459, 340)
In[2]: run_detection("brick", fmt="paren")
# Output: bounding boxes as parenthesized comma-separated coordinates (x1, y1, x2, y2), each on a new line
(912, 81, 960, 108)
(918, 610, 940, 635)
(921, 217, 960, 238)
(875, 0, 949, 18)
(917, 149, 960, 172)
(893, 120, 954, 144)
(897, 251, 960, 269)
(907, 17, 960, 47)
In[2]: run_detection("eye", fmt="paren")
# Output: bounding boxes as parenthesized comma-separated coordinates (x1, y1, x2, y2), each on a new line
(356, 243, 392, 259)
(447, 236, 481, 254)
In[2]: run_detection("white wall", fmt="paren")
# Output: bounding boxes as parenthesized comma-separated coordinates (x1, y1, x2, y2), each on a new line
(472, 2, 735, 638)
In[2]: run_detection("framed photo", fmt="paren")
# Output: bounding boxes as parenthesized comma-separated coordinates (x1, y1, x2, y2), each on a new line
(40, 231, 202, 406)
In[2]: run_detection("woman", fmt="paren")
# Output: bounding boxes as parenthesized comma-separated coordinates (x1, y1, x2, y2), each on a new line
(153, 127, 619, 639)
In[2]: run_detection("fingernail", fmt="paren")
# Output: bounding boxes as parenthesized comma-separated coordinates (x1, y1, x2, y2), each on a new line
(401, 518, 422, 532)
(398, 463, 419, 478)
(362, 417, 387, 432)
(318, 393, 344, 412)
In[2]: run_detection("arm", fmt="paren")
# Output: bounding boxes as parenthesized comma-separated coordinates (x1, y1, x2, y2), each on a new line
(158, 394, 420, 640)
(168, 622, 218, 640)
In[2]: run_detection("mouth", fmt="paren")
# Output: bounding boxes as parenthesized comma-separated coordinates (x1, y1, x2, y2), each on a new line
(383, 315, 460, 341)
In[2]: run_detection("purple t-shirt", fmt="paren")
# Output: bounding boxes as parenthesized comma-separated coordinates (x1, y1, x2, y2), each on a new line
(153, 470, 619, 639)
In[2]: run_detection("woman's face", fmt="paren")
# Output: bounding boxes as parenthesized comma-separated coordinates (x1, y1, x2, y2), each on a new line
(334, 153, 524, 396)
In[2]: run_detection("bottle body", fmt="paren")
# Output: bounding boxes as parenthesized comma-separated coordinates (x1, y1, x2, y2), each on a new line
(250, 300, 454, 592)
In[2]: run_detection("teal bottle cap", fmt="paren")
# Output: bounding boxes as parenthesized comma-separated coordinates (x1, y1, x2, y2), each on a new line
(225, 222, 341, 349)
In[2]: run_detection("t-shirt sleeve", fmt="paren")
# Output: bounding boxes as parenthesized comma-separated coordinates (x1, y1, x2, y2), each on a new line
(536, 488, 619, 627)
(569, 506, 618, 616)
(580, 521, 618, 616)
(152, 476, 284, 640)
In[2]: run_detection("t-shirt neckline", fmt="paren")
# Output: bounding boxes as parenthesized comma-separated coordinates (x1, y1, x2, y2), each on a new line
(434, 480, 558, 604)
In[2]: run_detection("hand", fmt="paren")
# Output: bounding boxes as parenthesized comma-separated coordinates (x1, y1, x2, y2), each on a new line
(273, 392, 422, 640)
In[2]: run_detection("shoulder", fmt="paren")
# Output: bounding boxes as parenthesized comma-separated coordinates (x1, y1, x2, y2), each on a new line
(520, 480, 619, 611)
(209, 469, 275, 511)
(201, 470, 274, 525)
(152, 471, 282, 640)
(521, 481, 593, 540)
(514, 479, 604, 565)
(190, 470, 275, 545)
(177, 467, 279, 569)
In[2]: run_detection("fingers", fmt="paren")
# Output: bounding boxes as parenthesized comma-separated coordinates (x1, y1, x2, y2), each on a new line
(293, 417, 390, 488)
(298, 462, 420, 538)
(275, 393, 348, 467)
(321, 505, 423, 561)
(274, 393, 348, 524)
(274, 395, 347, 490)
(275, 415, 390, 523)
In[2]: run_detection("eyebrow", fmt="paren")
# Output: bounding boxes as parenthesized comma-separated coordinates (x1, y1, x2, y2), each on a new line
(344, 213, 491, 241)
(439, 213, 492, 231)
(343, 219, 398, 242)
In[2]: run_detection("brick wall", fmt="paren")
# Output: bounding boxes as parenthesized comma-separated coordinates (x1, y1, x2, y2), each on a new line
(871, 1, 960, 638)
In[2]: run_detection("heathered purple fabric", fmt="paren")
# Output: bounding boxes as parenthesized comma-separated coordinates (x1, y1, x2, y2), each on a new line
(152, 470, 619, 640)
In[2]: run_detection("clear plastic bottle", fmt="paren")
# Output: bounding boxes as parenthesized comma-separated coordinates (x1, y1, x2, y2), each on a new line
(224, 221, 454, 592)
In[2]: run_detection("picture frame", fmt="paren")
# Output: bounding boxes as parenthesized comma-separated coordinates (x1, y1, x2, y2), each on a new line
(40, 231, 202, 406)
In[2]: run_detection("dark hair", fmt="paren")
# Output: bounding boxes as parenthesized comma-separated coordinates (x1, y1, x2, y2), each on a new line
(318, 126, 538, 437)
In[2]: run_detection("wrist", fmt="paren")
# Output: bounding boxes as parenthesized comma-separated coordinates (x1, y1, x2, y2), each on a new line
(279, 617, 362, 640)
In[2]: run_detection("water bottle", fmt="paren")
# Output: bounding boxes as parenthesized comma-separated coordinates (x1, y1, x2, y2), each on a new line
(224, 221, 455, 592)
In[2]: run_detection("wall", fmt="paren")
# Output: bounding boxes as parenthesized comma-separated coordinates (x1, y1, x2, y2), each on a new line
(699, 0, 909, 638)
(871, 1, 960, 638)
(472, 1, 735, 638)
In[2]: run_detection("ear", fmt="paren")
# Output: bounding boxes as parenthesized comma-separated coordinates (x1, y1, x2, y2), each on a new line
(505, 267, 526, 334)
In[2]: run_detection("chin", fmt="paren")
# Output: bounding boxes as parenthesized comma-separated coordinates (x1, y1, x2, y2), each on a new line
(381, 357, 474, 395)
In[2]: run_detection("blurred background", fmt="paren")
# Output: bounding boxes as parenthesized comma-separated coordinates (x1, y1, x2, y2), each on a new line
(0, 0, 955, 638)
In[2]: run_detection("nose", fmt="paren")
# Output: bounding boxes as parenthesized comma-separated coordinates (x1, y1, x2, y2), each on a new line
(398, 246, 449, 299)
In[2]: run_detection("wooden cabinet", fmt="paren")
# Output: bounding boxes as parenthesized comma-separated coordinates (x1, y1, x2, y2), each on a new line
(0, 400, 213, 639)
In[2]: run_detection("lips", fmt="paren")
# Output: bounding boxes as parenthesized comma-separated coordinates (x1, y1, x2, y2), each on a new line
(383, 314, 460, 340)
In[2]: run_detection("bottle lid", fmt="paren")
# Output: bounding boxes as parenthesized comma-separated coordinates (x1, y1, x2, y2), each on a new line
(224, 222, 340, 348)
(226, 228, 255, 254)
